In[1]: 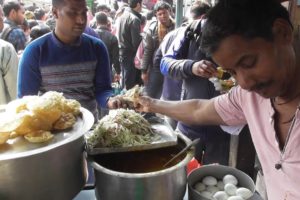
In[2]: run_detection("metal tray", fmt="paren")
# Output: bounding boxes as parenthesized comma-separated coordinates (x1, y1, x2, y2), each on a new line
(85, 119, 178, 155)
(0, 107, 94, 160)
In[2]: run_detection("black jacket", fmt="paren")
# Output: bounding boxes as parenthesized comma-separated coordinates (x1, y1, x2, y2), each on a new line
(95, 26, 121, 74)
(116, 8, 142, 59)
(141, 20, 175, 72)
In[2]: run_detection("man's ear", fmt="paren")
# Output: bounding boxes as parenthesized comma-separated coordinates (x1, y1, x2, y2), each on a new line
(52, 7, 58, 19)
(9, 9, 16, 19)
(272, 18, 293, 43)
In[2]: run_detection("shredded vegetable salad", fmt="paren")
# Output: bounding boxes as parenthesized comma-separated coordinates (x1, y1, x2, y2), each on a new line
(86, 109, 156, 148)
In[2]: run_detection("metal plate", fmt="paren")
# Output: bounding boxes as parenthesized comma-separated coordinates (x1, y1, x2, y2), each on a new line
(0, 107, 94, 160)
(85, 121, 178, 155)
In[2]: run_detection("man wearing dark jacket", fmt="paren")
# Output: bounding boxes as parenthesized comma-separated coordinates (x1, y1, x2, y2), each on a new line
(116, 0, 143, 90)
(141, 1, 174, 99)
(95, 12, 121, 81)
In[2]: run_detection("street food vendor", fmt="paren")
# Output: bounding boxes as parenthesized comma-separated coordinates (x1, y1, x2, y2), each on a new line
(17, 0, 124, 120)
(136, 0, 300, 199)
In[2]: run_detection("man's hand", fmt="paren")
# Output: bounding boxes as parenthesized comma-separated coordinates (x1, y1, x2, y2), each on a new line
(114, 74, 121, 82)
(135, 96, 153, 113)
(192, 60, 217, 78)
(107, 96, 128, 109)
(141, 71, 149, 85)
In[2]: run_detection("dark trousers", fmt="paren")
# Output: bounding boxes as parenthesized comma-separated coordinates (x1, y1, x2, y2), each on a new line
(120, 57, 142, 90)
(179, 124, 230, 165)
(144, 66, 164, 99)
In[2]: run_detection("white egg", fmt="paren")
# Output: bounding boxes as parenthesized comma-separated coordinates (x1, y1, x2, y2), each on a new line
(200, 190, 213, 199)
(227, 196, 243, 200)
(236, 187, 253, 199)
(202, 176, 218, 186)
(206, 185, 219, 195)
(213, 191, 229, 200)
(223, 174, 238, 185)
(194, 182, 206, 192)
(217, 180, 225, 190)
(224, 183, 237, 196)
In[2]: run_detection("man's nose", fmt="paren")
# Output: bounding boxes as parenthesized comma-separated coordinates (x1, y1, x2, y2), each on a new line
(76, 15, 86, 24)
(236, 72, 255, 91)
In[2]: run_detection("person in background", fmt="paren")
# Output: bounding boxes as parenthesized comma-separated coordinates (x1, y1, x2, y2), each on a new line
(27, 19, 38, 29)
(20, 19, 30, 42)
(24, 10, 35, 20)
(0, 5, 18, 104)
(33, 8, 48, 27)
(141, 1, 175, 99)
(17, 0, 125, 120)
(153, 27, 185, 130)
(137, 0, 300, 199)
(116, 0, 143, 90)
(1, 1, 26, 53)
(45, 16, 56, 31)
(95, 11, 121, 82)
(89, 4, 111, 29)
(143, 10, 154, 32)
(160, 0, 233, 166)
(29, 24, 51, 42)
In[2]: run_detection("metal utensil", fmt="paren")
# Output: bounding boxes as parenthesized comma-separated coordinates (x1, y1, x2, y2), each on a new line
(163, 138, 200, 168)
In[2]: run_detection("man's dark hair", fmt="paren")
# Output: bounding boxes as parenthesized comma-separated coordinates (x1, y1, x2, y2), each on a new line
(201, 0, 292, 56)
(129, 0, 142, 9)
(34, 8, 45, 20)
(153, 1, 171, 14)
(96, 11, 108, 25)
(52, 0, 65, 7)
(30, 25, 51, 41)
(3, 1, 21, 17)
(96, 4, 110, 12)
(27, 19, 38, 29)
(190, 0, 210, 20)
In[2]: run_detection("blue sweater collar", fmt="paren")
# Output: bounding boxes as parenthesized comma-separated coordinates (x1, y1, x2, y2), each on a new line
(51, 31, 82, 48)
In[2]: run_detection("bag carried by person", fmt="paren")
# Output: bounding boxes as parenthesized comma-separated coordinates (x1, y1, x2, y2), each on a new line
(134, 40, 144, 70)
(0, 24, 17, 41)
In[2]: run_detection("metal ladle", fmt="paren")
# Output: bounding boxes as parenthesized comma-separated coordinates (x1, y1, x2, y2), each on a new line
(163, 138, 200, 168)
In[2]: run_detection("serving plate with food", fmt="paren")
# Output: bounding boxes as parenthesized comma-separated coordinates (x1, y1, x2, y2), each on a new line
(85, 108, 178, 154)
(0, 91, 94, 158)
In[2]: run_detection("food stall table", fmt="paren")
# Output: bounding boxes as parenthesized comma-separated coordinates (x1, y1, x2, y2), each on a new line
(74, 188, 263, 200)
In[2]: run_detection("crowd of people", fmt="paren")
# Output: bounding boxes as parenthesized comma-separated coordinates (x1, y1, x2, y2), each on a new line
(0, 0, 299, 199)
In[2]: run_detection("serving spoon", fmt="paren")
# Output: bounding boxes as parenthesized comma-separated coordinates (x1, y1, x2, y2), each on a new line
(163, 138, 200, 168)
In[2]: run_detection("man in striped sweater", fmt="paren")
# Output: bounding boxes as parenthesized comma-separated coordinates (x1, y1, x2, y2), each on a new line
(17, 0, 123, 119)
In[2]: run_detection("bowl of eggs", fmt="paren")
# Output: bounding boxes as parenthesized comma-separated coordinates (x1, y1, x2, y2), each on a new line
(187, 164, 255, 200)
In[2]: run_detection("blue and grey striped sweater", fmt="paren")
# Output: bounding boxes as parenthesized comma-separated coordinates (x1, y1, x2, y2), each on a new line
(17, 32, 113, 119)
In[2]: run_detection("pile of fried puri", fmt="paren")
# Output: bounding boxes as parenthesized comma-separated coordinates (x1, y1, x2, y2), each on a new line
(0, 91, 81, 145)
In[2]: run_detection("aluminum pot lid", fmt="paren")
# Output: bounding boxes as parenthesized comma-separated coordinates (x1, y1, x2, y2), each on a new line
(0, 107, 94, 161)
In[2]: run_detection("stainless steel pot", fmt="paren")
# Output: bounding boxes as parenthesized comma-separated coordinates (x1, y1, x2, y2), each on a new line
(88, 133, 194, 200)
(0, 108, 94, 200)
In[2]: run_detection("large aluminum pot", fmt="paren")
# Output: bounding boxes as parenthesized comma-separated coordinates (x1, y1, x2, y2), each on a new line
(88, 133, 194, 200)
(0, 108, 94, 200)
